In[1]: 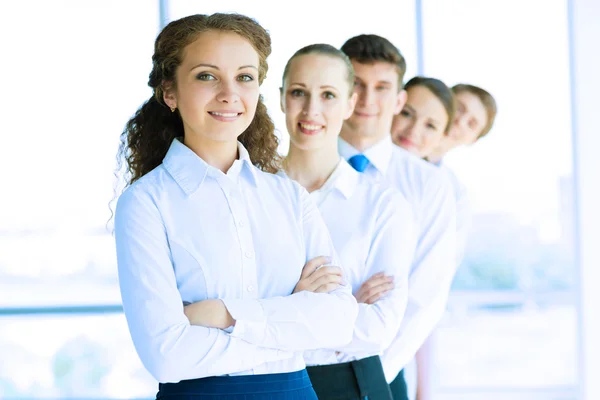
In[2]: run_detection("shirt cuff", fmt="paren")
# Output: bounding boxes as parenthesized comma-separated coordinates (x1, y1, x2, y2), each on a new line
(221, 298, 267, 343)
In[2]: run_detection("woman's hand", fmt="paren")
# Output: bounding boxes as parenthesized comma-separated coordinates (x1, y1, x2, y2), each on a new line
(293, 256, 343, 294)
(354, 272, 394, 304)
(184, 299, 235, 329)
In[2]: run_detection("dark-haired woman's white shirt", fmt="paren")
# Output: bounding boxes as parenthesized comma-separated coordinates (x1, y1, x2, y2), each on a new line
(114, 138, 358, 383)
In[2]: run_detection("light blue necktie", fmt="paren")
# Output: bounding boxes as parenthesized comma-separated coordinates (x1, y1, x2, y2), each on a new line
(348, 154, 370, 172)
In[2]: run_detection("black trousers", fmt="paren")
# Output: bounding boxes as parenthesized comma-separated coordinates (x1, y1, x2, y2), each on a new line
(388, 370, 408, 400)
(307, 355, 392, 400)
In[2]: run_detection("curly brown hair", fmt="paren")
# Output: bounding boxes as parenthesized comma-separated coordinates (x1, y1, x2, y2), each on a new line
(117, 13, 280, 187)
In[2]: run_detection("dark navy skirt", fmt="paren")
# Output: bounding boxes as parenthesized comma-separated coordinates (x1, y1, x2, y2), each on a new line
(156, 369, 317, 400)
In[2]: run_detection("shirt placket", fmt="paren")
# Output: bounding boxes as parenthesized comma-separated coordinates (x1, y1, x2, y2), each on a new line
(225, 179, 263, 374)
(218, 175, 259, 301)
(233, 189, 258, 300)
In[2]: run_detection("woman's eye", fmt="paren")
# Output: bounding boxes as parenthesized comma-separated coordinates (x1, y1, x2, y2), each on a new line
(291, 89, 305, 97)
(323, 91, 336, 99)
(238, 74, 254, 82)
(196, 73, 215, 81)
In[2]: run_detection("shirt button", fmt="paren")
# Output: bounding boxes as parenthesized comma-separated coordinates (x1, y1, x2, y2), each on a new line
(238, 220, 245, 228)
(245, 251, 254, 259)
(247, 285, 254, 292)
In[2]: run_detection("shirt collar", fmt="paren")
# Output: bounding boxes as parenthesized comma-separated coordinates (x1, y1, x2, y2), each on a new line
(163, 138, 259, 196)
(235, 141, 260, 187)
(311, 159, 358, 200)
(330, 159, 360, 199)
(338, 135, 393, 175)
(277, 158, 359, 200)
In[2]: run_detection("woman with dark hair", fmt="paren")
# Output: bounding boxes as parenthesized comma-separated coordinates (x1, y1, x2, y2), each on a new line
(391, 76, 456, 159)
(278, 43, 417, 400)
(114, 13, 357, 400)
(376, 80, 497, 400)
(387, 76, 457, 400)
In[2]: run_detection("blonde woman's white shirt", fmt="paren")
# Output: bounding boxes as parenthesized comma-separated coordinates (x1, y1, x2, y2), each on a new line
(279, 159, 417, 364)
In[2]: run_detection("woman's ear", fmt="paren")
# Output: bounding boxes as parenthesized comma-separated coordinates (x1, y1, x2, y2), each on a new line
(162, 81, 177, 111)
(279, 87, 286, 113)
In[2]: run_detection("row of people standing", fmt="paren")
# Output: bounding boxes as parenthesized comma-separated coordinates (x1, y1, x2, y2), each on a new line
(114, 12, 496, 400)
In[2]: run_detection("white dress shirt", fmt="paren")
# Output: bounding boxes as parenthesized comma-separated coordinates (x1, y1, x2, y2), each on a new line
(280, 159, 417, 365)
(114, 138, 358, 383)
(437, 162, 472, 267)
(338, 136, 457, 382)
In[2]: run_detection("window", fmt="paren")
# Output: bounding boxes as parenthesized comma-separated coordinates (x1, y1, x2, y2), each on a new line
(0, 314, 155, 398)
(0, 1, 159, 397)
(419, 0, 578, 397)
